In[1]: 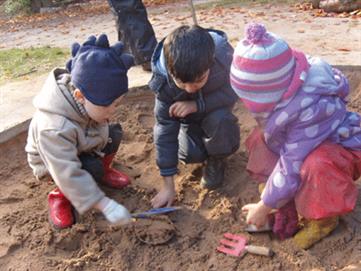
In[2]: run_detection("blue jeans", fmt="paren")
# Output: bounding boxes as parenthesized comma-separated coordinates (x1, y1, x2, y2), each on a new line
(178, 108, 240, 164)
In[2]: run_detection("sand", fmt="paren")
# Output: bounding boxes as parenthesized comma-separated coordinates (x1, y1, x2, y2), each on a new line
(0, 68, 360, 271)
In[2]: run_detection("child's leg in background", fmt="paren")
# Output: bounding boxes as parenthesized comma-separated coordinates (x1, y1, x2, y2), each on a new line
(294, 141, 361, 249)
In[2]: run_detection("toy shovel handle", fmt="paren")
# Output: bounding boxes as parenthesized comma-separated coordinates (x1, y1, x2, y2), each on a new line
(132, 206, 182, 219)
(245, 245, 274, 257)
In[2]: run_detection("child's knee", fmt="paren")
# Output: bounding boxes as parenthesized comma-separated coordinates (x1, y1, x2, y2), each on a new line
(178, 127, 207, 164)
(203, 109, 237, 130)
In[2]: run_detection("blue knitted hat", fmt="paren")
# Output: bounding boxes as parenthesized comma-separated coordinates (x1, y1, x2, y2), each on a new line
(66, 34, 134, 106)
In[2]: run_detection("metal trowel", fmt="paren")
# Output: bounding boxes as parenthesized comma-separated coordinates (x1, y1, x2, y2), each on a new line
(131, 206, 182, 219)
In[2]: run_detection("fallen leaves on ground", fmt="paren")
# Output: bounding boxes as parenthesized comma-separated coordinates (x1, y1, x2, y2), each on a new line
(294, 1, 361, 18)
(143, 0, 180, 6)
(0, 2, 109, 32)
(0, 0, 182, 33)
(248, 11, 266, 18)
(295, 2, 314, 11)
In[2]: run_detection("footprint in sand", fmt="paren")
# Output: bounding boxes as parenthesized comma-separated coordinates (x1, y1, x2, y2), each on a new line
(138, 114, 154, 130)
(133, 215, 175, 246)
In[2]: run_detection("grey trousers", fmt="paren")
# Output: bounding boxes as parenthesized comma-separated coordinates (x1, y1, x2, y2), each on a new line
(178, 108, 240, 164)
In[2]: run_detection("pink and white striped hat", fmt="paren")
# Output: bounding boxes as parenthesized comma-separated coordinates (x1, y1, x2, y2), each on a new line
(230, 23, 308, 114)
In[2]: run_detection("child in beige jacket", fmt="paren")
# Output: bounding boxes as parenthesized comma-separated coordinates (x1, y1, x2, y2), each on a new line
(26, 34, 134, 229)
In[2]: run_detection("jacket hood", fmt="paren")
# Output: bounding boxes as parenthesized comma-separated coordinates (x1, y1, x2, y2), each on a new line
(302, 56, 349, 98)
(33, 68, 88, 125)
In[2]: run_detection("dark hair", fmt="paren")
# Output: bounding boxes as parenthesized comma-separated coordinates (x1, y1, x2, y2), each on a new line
(163, 25, 215, 83)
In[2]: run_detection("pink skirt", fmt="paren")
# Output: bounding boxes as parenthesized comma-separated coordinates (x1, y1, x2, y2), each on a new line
(245, 127, 360, 219)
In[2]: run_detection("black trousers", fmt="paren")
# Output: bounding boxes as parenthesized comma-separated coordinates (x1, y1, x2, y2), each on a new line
(178, 108, 240, 163)
(107, 0, 157, 65)
(79, 124, 122, 182)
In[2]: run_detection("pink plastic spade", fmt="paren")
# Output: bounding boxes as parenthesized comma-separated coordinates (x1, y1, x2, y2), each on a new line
(217, 233, 274, 257)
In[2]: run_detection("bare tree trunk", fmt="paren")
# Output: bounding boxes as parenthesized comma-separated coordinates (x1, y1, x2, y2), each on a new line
(311, 0, 321, 8)
(319, 0, 361, 13)
(31, 0, 72, 13)
(30, 0, 43, 12)
(188, 0, 198, 25)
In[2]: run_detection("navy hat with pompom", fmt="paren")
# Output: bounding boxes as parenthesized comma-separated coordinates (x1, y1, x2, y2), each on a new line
(66, 34, 134, 106)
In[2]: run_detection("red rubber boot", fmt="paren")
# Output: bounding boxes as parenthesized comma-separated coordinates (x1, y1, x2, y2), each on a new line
(48, 188, 74, 229)
(102, 153, 130, 189)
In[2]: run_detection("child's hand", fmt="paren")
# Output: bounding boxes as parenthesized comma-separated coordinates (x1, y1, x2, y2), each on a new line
(169, 101, 197, 118)
(95, 197, 132, 225)
(242, 200, 272, 229)
(151, 176, 176, 208)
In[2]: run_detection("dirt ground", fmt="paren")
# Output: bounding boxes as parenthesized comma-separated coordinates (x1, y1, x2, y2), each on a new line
(0, 1, 360, 65)
(1, 1, 361, 271)
(0, 67, 360, 271)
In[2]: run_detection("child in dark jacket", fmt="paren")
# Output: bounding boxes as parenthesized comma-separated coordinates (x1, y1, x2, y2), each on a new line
(149, 25, 240, 208)
(230, 23, 361, 249)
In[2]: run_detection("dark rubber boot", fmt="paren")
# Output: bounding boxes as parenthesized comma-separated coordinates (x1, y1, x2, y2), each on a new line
(200, 157, 225, 190)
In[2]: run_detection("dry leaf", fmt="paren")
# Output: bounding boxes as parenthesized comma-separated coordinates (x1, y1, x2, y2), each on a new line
(255, 11, 265, 17)
(337, 48, 351, 52)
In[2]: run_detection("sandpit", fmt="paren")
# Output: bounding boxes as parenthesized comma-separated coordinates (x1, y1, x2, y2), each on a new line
(0, 67, 360, 271)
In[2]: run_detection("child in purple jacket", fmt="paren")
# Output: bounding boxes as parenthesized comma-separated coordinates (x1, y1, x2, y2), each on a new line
(230, 23, 361, 249)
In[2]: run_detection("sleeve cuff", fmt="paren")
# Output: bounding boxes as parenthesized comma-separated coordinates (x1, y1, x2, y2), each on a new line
(159, 167, 178, 177)
(262, 193, 290, 209)
(261, 195, 277, 209)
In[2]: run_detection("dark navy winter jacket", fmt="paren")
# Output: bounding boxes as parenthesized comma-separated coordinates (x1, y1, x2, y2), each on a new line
(149, 29, 238, 176)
